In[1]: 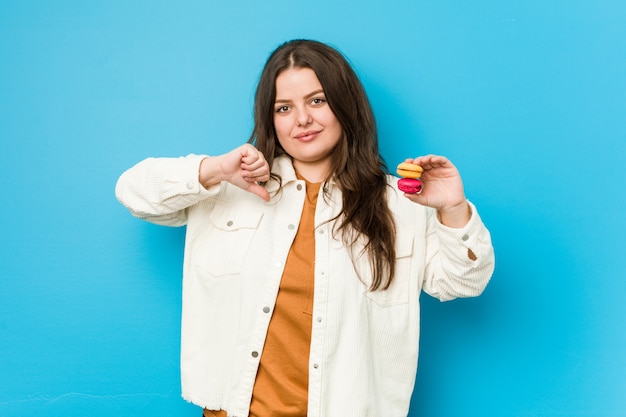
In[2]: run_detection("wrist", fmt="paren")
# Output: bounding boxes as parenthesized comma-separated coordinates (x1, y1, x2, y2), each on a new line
(437, 200, 471, 228)
(199, 156, 226, 189)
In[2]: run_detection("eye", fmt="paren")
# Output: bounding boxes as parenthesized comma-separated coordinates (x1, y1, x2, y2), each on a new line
(275, 105, 290, 113)
(311, 97, 326, 105)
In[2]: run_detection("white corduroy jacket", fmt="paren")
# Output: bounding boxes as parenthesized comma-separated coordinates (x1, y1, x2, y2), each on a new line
(115, 154, 495, 417)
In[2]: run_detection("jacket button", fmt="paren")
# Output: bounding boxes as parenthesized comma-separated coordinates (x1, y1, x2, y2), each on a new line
(263, 307, 270, 313)
(251, 351, 259, 358)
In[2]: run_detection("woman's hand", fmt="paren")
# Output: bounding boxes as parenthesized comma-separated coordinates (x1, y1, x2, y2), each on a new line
(401, 155, 471, 228)
(199, 144, 271, 202)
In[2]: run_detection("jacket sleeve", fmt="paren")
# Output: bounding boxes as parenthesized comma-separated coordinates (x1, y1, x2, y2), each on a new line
(115, 154, 218, 226)
(421, 201, 495, 301)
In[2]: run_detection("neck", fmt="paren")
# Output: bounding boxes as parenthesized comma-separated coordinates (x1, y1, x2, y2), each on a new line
(292, 160, 329, 183)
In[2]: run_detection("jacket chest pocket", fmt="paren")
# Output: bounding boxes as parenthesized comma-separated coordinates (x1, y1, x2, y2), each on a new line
(202, 207, 264, 277)
(364, 232, 414, 307)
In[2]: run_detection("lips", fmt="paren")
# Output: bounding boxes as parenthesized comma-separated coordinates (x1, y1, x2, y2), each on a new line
(295, 130, 320, 142)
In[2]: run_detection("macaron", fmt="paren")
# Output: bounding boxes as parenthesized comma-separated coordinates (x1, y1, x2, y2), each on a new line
(398, 178, 423, 194)
(396, 162, 424, 194)
(396, 162, 423, 179)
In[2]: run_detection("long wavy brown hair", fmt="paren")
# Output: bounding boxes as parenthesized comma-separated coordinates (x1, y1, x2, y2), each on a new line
(249, 39, 396, 291)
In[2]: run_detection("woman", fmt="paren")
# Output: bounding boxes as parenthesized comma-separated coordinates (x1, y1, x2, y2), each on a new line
(116, 39, 495, 417)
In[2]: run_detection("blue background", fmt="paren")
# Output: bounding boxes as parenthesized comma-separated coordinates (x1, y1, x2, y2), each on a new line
(1, 0, 624, 416)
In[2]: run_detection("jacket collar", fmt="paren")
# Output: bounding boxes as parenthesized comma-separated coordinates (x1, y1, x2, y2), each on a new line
(267, 155, 339, 196)
(272, 155, 298, 184)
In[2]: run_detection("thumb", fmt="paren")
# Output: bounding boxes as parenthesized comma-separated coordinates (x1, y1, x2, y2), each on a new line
(246, 182, 270, 202)
(403, 192, 429, 207)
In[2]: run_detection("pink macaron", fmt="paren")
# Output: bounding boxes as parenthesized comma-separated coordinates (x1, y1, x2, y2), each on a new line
(398, 178, 423, 194)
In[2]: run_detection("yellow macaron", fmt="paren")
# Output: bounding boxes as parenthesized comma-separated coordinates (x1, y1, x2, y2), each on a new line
(396, 162, 423, 179)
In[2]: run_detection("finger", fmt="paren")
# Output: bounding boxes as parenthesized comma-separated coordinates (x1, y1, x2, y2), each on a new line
(243, 171, 270, 183)
(240, 145, 265, 162)
(241, 164, 268, 175)
(242, 162, 270, 178)
(413, 155, 451, 171)
(402, 190, 430, 206)
(246, 183, 270, 202)
(242, 160, 268, 174)
(404, 155, 439, 169)
(241, 153, 263, 166)
(242, 155, 268, 173)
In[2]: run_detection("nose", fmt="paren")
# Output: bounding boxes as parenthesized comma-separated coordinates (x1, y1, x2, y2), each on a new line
(296, 107, 312, 126)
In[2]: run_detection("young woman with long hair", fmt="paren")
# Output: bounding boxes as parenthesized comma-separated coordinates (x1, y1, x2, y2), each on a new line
(116, 39, 494, 417)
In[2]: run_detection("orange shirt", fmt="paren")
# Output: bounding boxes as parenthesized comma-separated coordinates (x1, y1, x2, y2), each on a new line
(205, 176, 320, 417)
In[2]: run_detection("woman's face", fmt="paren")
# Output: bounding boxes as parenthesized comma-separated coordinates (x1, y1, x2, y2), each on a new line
(273, 67, 343, 182)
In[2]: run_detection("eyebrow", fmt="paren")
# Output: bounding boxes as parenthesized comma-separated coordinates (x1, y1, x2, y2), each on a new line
(275, 89, 325, 103)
